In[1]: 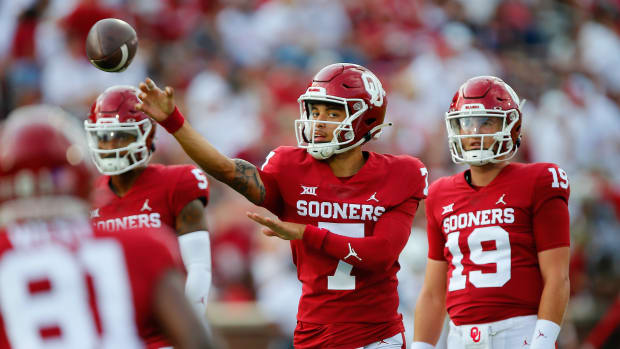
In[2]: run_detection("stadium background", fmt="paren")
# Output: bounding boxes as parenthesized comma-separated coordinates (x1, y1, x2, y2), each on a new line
(1, 0, 619, 348)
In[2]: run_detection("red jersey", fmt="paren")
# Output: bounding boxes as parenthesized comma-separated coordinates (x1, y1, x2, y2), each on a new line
(90, 163, 208, 347)
(91, 164, 209, 232)
(0, 218, 183, 349)
(425, 162, 570, 325)
(259, 146, 428, 348)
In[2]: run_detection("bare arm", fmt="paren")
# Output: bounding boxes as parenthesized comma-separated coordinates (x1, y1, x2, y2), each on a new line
(537, 246, 570, 325)
(153, 269, 213, 349)
(171, 123, 266, 204)
(175, 199, 208, 235)
(414, 259, 448, 345)
(135, 78, 265, 204)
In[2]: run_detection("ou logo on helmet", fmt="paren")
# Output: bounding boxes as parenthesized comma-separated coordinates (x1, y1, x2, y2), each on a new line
(361, 72, 386, 107)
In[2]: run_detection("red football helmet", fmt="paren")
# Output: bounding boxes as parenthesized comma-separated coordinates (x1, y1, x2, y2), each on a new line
(296, 63, 391, 159)
(0, 105, 92, 226)
(85, 85, 154, 175)
(445, 76, 524, 165)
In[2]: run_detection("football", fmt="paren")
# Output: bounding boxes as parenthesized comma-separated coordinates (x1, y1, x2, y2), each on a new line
(85, 18, 138, 72)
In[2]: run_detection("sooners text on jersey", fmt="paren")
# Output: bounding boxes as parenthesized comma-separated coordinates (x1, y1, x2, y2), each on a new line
(260, 146, 428, 347)
(90, 164, 209, 232)
(426, 163, 570, 325)
(89, 164, 207, 347)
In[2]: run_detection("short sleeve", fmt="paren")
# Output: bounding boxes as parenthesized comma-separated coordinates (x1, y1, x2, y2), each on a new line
(532, 164, 571, 251)
(425, 185, 446, 261)
(533, 198, 570, 251)
(409, 157, 429, 200)
(532, 163, 570, 213)
(260, 149, 279, 173)
(257, 148, 285, 215)
(170, 165, 210, 216)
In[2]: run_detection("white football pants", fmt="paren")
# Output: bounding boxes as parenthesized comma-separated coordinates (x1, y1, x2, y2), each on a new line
(447, 315, 538, 349)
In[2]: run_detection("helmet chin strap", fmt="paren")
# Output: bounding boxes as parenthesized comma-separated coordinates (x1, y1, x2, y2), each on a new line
(306, 122, 392, 160)
(99, 157, 131, 173)
(306, 122, 393, 160)
(308, 148, 334, 160)
(460, 139, 519, 166)
(462, 149, 496, 166)
(364, 122, 393, 141)
(94, 143, 151, 175)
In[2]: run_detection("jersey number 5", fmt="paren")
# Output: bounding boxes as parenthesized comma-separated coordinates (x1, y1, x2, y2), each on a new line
(191, 168, 208, 190)
(445, 226, 511, 291)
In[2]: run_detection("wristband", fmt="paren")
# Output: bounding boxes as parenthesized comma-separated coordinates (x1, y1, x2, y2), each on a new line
(159, 106, 185, 134)
(530, 319, 561, 349)
(302, 224, 328, 250)
(411, 342, 434, 349)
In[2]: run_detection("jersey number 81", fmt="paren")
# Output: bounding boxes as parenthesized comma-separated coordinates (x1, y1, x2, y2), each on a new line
(0, 241, 141, 348)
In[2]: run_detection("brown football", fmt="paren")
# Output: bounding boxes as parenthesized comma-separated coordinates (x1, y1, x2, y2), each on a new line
(85, 18, 138, 72)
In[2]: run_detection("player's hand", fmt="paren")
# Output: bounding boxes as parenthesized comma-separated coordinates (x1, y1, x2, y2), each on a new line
(246, 212, 305, 240)
(135, 78, 175, 122)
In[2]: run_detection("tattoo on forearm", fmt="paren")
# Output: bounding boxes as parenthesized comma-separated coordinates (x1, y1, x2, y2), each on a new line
(231, 159, 265, 204)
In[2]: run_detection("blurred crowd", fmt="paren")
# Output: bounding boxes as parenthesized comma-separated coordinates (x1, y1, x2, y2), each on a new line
(1, 0, 619, 348)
